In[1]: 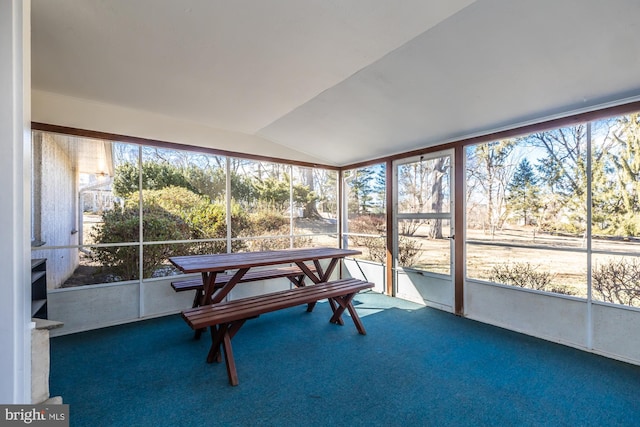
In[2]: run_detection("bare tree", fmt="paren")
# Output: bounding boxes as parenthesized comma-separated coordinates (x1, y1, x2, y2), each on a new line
(466, 140, 516, 238)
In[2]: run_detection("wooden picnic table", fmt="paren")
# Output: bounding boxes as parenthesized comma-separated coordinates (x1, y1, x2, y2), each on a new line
(169, 247, 362, 306)
(169, 247, 372, 385)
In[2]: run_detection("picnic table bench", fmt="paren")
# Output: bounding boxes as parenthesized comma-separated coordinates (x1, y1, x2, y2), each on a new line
(182, 277, 374, 385)
(171, 265, 317, 308)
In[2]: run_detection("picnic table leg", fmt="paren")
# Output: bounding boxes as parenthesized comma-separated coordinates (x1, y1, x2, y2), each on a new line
(208, 324, 226, 363)
(207, 320, 246, 386)
(327, 298, 344, 325)
(191, 288, 207, 340)
(191, 288, 203, 308)
(346, 301, 367, 335)
(328, 293, 367, 335)
(222, 331, 239, 386)
(194, 272, 219, 340)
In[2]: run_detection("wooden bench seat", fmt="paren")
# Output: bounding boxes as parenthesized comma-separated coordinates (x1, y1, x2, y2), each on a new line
(182, 278, 374, 385)
(172, 265, 317, 308)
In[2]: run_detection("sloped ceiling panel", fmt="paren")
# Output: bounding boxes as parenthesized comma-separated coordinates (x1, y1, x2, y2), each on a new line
(259, 0, 640, 165)
(32, 0, 474, 135)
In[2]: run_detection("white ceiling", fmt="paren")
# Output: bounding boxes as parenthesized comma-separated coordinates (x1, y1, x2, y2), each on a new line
(31, 0, 640, 166)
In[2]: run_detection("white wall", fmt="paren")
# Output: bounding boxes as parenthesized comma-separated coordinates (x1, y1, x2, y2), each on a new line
(0, 0, 31, 404)
(48, 276, 310, 337)
(396, 269, 453, 311)
(343, 258, 386, 293)
(592, 303, 640, 364)
(31, 132, 79, 288)
(465, 279, 640, 366)
(48, 260, 354, 337)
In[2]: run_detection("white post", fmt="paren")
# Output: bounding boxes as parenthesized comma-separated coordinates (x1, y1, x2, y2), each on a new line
(0, 0, 32, 403)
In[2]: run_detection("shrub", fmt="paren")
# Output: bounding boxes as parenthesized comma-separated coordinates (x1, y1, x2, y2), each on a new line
(347, 215, 423, 266)
(490, 262, 553, 291)
(133, 186, 208, 214)
(348, 214, 385, 235)
(397, 236, 422, 267)
(245, 211, 291, 251)
(92, 187, 252, 279)
(113, 162, 196, 198)
(184, 200, 251, 253)
(593, 258, 640, 306)
(249, 211, 289, 235)
(90, 205, 191, 280)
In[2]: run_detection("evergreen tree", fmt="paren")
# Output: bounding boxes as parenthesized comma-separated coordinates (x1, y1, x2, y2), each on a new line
(507, 158, 541, 225)
(372, 164, 387, 213)
(605, 113, 640, 235)
(348, 168, 375, 215)
(112, 162, 196, 198)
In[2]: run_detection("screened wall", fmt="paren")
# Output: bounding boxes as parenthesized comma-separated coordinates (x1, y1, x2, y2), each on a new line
(33, 110, 640, 365)
(32, 131, 339, 290)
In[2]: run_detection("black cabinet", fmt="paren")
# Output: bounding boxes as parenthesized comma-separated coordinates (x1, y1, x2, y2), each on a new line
(31, 258, 47, 319)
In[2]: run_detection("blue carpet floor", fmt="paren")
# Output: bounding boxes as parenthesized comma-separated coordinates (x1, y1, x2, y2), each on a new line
(50, 292, 640, 426)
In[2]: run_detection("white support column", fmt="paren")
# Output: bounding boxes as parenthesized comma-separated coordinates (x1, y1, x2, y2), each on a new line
(0, 0, 32, 403)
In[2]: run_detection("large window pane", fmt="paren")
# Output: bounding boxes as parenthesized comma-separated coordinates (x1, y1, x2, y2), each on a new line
(397, 219, 450, 275)
(397, 157, 450, 215)
(589, 114, 640, 307)
(32, 132, 132, 247)
(32, 131, 139, 288)
(232, 159, 290, 247)
(140, 146, 227, 242)
(344, 164, 386, 262)
(591, 114, 640, 253)
(467, 244, 587, 297)
(466, 128, 588, 296)
(293, 166, 338, 236)
(466, 130, 587, 250)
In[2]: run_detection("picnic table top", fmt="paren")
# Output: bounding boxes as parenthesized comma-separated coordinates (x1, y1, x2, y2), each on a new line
(169, 247, 361, 274)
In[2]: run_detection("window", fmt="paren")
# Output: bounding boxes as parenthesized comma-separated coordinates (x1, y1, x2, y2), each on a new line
(343, 164, 386, 263)
(466, 113, 640, 306)
(31, 131, 338, 287)
(30, 132, 140, 285)
(396, 154, 452, 275)
(590, 114, 640, 306)
(466, 128, 588, 297)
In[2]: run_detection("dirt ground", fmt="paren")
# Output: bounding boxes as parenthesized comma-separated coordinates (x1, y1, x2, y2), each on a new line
(65, 215, 638, 295)
(349, 225, 640, 298)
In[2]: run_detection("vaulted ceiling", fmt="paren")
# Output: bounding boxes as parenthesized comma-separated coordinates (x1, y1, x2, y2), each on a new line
(31, 0, 640, 166)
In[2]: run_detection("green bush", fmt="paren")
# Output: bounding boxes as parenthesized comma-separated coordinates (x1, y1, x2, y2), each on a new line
(188, 202, 251, 253)
(90, 205, 191, 280)
(133, 186, 208, 214)
(249, 210, 289, 234)
(92, 187, 252, 278)
(245, 210, 290, 251)
(113, 162, 197, 198)
(131, 186, 252, 252)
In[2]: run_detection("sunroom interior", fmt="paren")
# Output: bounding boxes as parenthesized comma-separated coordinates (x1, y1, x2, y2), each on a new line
(3, 0, 640, 420)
